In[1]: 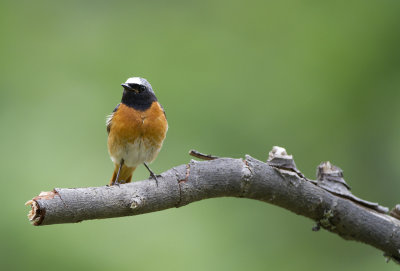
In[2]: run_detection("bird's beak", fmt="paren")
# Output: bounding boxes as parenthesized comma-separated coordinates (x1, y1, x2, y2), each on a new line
(121, 83, 133, 90)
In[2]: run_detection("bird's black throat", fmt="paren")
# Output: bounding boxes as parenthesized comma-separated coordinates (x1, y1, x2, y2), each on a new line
(121, 90, 157, 111)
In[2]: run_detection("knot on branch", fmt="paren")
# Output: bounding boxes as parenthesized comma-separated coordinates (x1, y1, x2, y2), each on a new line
(316, 161, 388, 214)
(241, 157, 253, 196)
(130, 195, 144, 209)
(317, 161, 350, 192)
(390, 205, 400, 220)
(266, 146, 306, 180)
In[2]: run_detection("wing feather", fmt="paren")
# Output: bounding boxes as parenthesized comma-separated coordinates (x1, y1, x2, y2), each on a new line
(106, 104, 120, 134)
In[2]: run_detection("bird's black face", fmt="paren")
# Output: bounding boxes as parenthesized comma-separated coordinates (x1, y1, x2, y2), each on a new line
(120, 79, 157, 111)
(121, 83, 147, 94)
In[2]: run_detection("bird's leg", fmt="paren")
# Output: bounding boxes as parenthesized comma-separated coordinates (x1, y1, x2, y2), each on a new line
(114, 159, 125, 185)
(144, 162, 159, 186)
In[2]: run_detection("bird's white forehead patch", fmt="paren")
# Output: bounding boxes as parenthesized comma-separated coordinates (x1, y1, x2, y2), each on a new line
(125, 77, 144, 85)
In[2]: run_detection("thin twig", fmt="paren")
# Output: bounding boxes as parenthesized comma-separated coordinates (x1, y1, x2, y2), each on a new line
(189, 149, 219, 160)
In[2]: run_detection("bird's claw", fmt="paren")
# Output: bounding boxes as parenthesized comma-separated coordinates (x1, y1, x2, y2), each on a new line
(113, 179, 126, 186)
(143, 163, 160, 187)
(149, 173, 161, 187)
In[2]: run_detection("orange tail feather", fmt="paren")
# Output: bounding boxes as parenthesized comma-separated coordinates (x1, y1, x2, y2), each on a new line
(110, 163, 136, 185)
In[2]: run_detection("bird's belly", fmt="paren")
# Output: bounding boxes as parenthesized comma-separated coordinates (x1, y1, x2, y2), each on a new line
(107, 102, 168, 167)
(109, 137, 161, 167)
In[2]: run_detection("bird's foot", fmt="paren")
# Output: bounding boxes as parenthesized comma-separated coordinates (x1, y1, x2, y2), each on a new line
(144, 163, 160, 187)
(113, 179, 126, 186)
(148, 172, 161, 187)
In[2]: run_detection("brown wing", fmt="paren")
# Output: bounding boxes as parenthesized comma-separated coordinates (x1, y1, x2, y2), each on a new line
(159, 102, 166, 119)
(106, 104, 120, 134)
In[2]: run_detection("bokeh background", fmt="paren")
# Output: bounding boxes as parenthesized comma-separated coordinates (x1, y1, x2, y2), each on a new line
(1, 0, 400, 270)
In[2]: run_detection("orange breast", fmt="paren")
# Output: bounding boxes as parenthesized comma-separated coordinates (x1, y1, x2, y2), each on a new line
(108, 102, 168, 151)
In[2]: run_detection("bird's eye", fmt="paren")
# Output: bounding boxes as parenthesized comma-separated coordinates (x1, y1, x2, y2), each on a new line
(127, 83, 146, 92)
(128, 83, 138, 89)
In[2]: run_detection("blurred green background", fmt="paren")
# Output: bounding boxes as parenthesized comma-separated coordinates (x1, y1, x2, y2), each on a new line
(1, 0, 400, 270)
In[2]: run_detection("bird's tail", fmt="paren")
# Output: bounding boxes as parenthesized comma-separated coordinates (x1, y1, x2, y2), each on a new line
(110, 163, 136, 185)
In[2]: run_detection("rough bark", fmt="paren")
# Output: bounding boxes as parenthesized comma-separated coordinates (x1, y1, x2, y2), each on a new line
(25, 147, 400, 263)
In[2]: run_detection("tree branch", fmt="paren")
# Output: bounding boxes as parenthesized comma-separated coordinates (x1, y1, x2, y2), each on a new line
(25, 146, 400, 262)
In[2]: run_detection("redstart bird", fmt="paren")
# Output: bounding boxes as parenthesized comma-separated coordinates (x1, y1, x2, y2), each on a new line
(106, 77, 168, 185)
